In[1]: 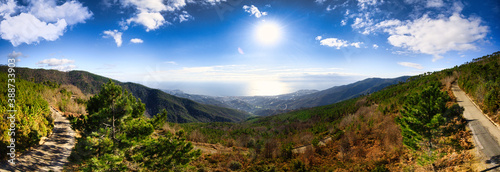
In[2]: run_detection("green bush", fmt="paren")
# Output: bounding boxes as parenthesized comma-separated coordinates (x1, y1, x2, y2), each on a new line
(229, 161, 242, 171)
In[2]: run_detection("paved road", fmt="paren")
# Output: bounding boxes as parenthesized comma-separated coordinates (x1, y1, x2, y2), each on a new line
(452, 84, 500, 171)
(0, 106, 76, 172)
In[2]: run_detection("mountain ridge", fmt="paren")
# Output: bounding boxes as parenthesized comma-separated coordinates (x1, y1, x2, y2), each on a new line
(0, 66, 250, 123)
(165, 76, 410, 116)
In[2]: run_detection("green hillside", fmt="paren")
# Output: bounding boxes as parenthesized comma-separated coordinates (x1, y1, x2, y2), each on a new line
(274, 76, 411, 110)
(456, 52, 500, 123)
(0, 75, 54, 161)
(175, 53, 500, 171)
(0, 67, 250, 123)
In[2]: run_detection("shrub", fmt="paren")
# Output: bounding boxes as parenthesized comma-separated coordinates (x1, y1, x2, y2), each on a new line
(229, 161, 242, 171)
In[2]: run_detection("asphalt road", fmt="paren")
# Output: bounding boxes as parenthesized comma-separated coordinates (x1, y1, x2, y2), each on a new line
(452, 83, 500, 171)
(0, 106, 76, 172)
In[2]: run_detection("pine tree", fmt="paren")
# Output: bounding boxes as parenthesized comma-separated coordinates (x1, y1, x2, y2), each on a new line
(69, 80, 200, 171)
(397, 85, 448, 154)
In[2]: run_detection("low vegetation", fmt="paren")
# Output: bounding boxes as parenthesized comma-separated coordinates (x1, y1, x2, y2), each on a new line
(457, 52, 500, 123)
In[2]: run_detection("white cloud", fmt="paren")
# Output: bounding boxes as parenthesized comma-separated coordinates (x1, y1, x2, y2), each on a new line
(121, 0, 186, 31)
(243, 5, 267, 18)
(121, 0, 168, 12)
(426, 0, 444, 8)
(37, 58, 75, 66)
(51, 64, 76, 72)
(203, 0, 227, 5)
(315, 0, 327, 4)
(0, 0, 17, 17)
(1, 13, 67, 46)
(127, 10, 167, 31)
(319, 38, 364, 49)
(130, 38, 143, 43)
(380, 13, 488, 61)
(7, 51, 23, 58)
(375, 19, 401, 29)
(320, 38, 348, 49)
(37, 57, 76, 72)
(29, 0, 92, 25)
(315, 36, 322, 40)
(350, 42, 362, 48)
(372, 44, 379, 49)
(103, 30, 123, 47)
(0, 0, 92, 46)
(341, 19, 347, 26)
(357, 0, 378, 10)
(164, 61, 178, 65)
(398, 62, 423, 69)
(177, 11, 192, 23)
(120, 0, 227, 31)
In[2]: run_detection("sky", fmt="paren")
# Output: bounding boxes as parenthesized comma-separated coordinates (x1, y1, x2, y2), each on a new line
(1, 0, 499, 96)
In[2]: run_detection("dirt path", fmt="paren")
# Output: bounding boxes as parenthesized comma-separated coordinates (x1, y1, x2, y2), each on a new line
(0, 106, 76, 172)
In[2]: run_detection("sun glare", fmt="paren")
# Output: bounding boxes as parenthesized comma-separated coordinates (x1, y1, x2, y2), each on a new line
(248, 80, 290, 96)
(255, 22, 282, 45)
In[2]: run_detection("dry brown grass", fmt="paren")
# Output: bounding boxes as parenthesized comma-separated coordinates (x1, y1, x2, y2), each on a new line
(188, 129, 207, 143)
(162, 122, 182, 134)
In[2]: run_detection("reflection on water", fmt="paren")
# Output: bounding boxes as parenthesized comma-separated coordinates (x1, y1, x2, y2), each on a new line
(154, 81, 291, 96)
(147, 79, 356, 97)
(155, 81, 249, 97)
(248, 80, 291, 96)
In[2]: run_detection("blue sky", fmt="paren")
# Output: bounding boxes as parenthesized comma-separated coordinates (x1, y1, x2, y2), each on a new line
(1, 0, 499, 96)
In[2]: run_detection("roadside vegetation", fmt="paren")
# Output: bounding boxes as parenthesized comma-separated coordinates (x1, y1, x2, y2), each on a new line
(0, 75, 53, 161)
(457, 52, 500, 124)
(172, 53, 500, 171)
(0, 71, 90, 162)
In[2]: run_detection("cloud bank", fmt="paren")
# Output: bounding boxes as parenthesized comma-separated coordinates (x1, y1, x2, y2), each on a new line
(318, 37, 364, 49)
(0, 0, 92, 46)
(37, 58, 76, 71)
(243, 5, 267, 18)
(397, 62, 423, 69)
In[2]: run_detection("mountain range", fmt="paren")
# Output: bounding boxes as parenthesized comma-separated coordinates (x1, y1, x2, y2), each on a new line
(4, 66, 409, 120)
(2, 66, 250, 123)
(165, 76, 410, 116)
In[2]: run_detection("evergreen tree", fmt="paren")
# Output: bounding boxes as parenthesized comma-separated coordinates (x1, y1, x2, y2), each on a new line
(69, 80, 200, 171)
(397, 85, 448, 154)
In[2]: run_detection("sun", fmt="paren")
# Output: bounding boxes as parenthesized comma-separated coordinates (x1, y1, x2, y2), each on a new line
(255, 22, 282, 45)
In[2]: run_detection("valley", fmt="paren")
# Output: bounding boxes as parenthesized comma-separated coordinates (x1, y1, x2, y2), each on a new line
(165, 76, 409, 116)
(0, 0, 498, 171)
(0, 52, 499, 171)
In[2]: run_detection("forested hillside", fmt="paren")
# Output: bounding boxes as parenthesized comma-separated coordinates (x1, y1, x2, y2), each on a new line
(0, 75, 53, 161)
(165, 76, 409, 116)
(0, 66, 250, 123)
(170, 52, 500, 171)
(456, 52, 500, 124)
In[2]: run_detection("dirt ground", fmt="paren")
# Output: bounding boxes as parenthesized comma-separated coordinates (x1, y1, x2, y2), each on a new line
(0, 106, 76, 172)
